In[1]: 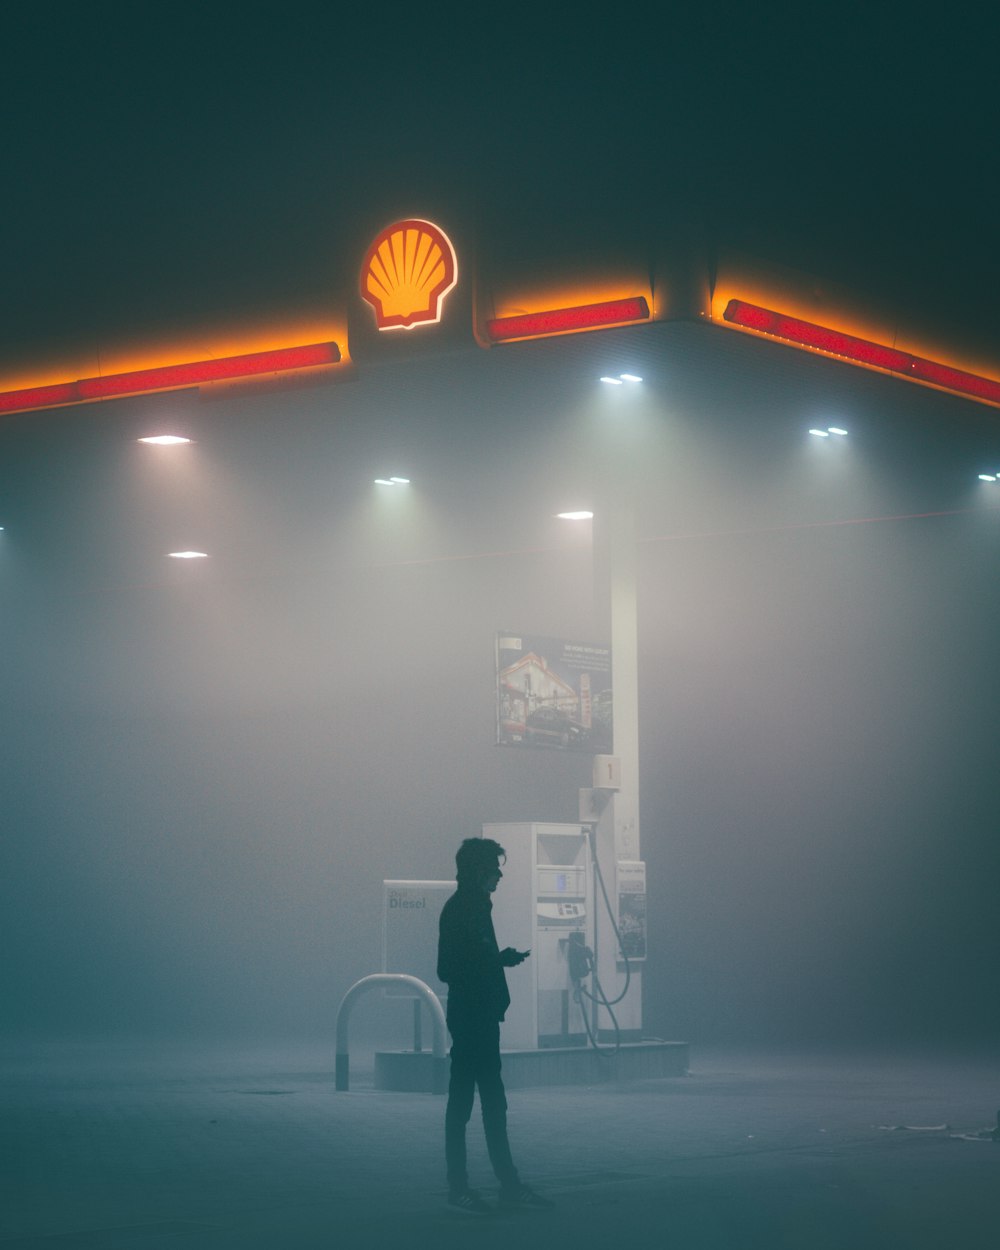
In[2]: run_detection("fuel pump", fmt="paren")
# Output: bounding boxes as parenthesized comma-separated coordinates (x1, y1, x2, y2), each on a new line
(566, 825, 635, 1053)
(484, 818, 644, 1051)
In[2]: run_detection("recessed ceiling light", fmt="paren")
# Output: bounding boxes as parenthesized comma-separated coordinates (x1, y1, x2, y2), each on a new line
(828, 427, 848, 436)
(620, 373, 643, 382)
(167, 551, 208, 559)
(809, 429, 830, 438)
(600, 377, 623, 385)
(138, 435, 191, 445)
(557, 511, 594, 520)
(978, 474, 997, 482)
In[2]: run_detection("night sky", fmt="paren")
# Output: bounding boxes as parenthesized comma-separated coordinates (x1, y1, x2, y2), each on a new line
(2, 7, 999, 1049)
(5, 8, 998, 343)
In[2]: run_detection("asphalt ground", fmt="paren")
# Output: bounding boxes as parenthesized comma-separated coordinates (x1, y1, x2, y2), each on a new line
(2, 1039, 997, 1249)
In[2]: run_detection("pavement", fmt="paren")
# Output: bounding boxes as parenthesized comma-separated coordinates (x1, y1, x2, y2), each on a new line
(2, 1037, 997, 1249)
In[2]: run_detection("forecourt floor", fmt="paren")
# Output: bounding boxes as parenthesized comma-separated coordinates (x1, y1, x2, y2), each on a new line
(2, 1039, 997, 1249)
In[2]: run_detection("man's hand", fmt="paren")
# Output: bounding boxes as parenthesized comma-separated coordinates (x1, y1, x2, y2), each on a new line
(500, 947, 530, 966)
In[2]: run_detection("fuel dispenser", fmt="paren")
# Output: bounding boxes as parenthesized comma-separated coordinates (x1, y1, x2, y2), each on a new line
(483, 821, 644, 1050)
(479, 824, 589, 1049)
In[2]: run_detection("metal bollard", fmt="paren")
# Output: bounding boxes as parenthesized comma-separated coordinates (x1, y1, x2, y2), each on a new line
(335, 973, 447, 1092)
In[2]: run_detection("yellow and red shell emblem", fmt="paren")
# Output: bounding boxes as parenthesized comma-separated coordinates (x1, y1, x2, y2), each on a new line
(360, 219, 458, 331)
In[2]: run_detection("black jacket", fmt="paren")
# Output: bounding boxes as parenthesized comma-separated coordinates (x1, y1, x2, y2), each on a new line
(437, 884, 511, 1023)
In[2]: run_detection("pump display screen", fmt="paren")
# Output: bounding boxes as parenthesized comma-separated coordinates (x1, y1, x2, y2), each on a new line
(537, 866, 586, 897)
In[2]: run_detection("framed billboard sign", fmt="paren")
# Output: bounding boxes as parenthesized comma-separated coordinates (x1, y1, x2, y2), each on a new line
(496, 631, 612, 752)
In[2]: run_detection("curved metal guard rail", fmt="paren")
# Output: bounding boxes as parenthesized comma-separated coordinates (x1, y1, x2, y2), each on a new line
(335, 973, 448, 1091)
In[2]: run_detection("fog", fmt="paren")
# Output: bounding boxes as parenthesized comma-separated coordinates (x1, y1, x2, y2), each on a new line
(3, 322, 998, 1049)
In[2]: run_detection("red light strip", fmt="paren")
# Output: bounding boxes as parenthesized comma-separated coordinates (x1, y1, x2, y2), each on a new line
(486, 296, 650, 342)
(0, 342, 342, 416)
(908, 357, 1000, 403)
(723, 300, 1000, 406)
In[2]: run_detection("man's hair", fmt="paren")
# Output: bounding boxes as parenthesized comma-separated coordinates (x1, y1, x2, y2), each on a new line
(455, 837, 506, 883)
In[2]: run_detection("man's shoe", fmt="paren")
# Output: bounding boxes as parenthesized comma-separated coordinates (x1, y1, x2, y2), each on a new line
(448, 1188, 493, 1214)
(499, 1183, 554, 1209)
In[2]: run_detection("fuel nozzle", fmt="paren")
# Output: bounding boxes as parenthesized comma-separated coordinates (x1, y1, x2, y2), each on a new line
(568, 931, 594, 983)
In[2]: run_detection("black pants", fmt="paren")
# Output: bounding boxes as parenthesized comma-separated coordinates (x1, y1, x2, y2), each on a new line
(444, 1016, 519, 1194)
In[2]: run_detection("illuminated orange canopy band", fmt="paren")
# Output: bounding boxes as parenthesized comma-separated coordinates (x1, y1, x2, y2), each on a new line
(360, 219, 458, 330)
(0, 343, 341, 416)
(487, 297, 650, 343)
(723, 300, 1000, 407)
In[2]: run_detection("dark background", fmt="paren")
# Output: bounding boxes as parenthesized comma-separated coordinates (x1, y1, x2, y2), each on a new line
(2, 6, 998, 1048)
(5, 6, 998, 345)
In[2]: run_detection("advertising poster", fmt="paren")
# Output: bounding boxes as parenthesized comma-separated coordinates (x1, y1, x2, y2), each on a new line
(616, 861, 647, 961)
(496, 631, 612, 752)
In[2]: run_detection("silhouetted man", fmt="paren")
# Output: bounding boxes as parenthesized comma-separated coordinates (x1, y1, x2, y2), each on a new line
(437, 836, 553, 1214)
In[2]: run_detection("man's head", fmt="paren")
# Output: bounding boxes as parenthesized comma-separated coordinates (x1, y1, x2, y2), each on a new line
(455, 837, 506, 892)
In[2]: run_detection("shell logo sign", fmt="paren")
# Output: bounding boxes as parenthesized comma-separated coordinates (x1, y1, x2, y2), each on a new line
(360, 219, 458, 331)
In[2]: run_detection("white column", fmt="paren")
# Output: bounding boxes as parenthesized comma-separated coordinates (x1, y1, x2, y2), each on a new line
(592, 497, 643, 1034)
